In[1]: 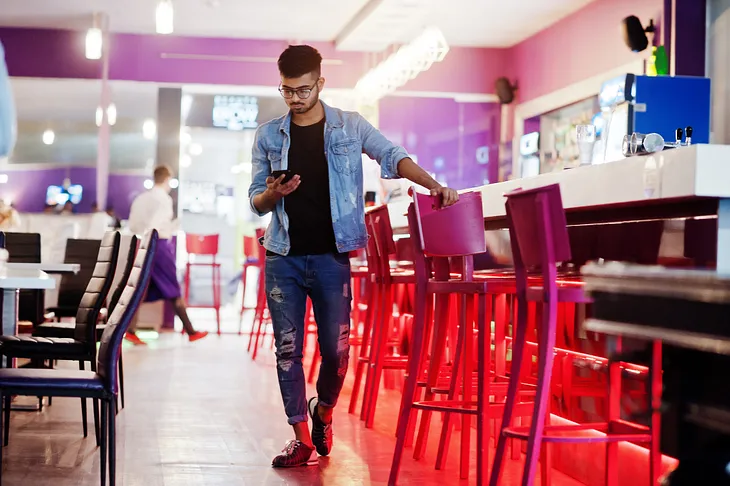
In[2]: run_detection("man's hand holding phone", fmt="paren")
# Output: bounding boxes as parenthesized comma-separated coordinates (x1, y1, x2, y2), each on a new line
(265, 171, 300, 200)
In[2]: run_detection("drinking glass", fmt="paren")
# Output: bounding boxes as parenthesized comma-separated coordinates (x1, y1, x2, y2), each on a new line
(576, 124, 596, 166)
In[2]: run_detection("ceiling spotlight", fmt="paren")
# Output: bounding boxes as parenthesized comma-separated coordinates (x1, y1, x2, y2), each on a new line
(156, 0, 174, 35)
(107, 103, 117, 126)
(144, 179, 154, 189)
(180, 130, 191, 145)
(169, 178, 180, 189)
(143, 119, 157, 139)
(180, 154, 192, 167)
(42, 130, 55, 145)
(85, 27, 102, 60)
(95, 106, 103, 127)
(189, 143, 203, 156)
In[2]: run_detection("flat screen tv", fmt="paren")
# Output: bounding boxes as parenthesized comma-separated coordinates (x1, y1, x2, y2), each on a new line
(46, 184, 83, 206)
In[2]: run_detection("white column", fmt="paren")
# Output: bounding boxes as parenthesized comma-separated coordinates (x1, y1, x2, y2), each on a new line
(96, 13, 111, 209)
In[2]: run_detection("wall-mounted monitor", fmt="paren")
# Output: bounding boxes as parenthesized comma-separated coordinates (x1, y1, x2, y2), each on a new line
(46, 184, 83, 206)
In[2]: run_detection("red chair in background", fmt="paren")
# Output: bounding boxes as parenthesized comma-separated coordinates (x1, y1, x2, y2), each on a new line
(248, 228, 270, 359)
(183, 233, 222, 335)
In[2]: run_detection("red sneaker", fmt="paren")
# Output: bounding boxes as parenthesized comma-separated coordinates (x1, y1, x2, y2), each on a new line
(188, 331, 209, 342)
(124, 332, 147, 346)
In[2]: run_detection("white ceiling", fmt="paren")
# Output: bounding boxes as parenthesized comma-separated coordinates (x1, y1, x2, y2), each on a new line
(0, 0, 597, 50)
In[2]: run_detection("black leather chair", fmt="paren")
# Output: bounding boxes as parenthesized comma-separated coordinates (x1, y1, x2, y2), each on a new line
(47, 238, 102, 320)
(34, 235, 139, 411)
(0, 233, 44, 327)
(0, 231, 120, 443)
(0, 230, 158, 486)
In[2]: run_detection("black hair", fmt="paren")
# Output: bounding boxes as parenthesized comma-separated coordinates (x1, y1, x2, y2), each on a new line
(277, 45, 322, 79)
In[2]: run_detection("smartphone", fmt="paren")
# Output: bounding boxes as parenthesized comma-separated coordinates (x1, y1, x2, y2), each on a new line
(271, 170, 294, 184)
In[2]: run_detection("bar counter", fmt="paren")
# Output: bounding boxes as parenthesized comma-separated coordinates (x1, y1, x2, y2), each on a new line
(388, 144, 730, 271)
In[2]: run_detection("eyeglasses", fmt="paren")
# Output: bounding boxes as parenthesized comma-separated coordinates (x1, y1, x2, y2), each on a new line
(278, 81, 319, 100)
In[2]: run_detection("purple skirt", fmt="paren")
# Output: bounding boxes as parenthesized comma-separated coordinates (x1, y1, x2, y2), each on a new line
(144, 239, 182, 302)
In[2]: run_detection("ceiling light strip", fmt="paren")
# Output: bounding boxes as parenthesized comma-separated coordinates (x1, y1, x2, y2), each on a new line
(354, 27, 449, 103)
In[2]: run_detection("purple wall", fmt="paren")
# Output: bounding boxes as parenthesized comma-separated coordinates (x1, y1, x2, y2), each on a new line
(507, 0, 664, 103)
(378, 97, 501, 189)
(0, 166, 97, 213)
(0, 28, 101, 80)
(107, 173, 147, 219)
(0, 27, 509, 94)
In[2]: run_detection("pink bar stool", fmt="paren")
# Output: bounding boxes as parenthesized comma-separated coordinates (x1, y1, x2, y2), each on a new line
(490, 184, 662, 486)
(184, 233, 222, 335)
(389, 191, 528, 485)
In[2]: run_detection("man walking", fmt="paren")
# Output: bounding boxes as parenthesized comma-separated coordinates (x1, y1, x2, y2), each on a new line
(128, 165, 208, 344)
(249, 45, 458, 467)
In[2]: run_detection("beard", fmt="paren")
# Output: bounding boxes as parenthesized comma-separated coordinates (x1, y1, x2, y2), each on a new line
(288, 92, 319, 114)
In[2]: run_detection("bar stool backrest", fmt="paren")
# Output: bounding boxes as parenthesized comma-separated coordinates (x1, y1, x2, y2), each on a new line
(243, 236, 258, 262)
(74, 231, 120, 348)
(366, 205, 396, 281)
(98, 230, 158, 394)
(504, 184, 571, 271)
(185, 234, 219, 258)
(412, 190, 485, 257)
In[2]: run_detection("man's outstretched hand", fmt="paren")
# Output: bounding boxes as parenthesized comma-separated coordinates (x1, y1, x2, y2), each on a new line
(430, 186, 459, 207)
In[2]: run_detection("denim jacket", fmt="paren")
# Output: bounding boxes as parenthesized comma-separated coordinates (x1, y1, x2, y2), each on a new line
(248, 102, 409, 256)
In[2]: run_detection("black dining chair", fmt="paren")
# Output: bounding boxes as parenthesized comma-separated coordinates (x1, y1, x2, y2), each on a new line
(0, 230, 158, 486)
(34, 235, 139, 411)
(0, 233, 45, 327)
(46, 238, 102, 320)
(0, 231, 120, 443)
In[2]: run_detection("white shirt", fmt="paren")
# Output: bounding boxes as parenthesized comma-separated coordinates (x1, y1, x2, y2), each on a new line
(128, 186, 179, 239)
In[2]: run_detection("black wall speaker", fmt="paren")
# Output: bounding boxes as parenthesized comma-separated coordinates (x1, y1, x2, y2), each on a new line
(622, 16, 655, 53)
(495, 77, 517, 104)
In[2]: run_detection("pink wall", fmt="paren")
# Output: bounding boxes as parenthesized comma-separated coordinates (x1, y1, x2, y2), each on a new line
(507, 0, 664, 103)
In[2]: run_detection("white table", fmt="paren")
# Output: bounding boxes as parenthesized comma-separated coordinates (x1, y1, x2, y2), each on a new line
(0, 268, 55, 337)
(6, 262, 80, 274)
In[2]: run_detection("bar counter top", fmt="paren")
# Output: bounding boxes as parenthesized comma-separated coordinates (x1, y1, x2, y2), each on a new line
(388, 143, 730, 271)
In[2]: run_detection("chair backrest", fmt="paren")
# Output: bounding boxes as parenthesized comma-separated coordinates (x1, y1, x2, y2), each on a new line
(0, 232, 43, 324)
(185, 233, 219, 257)
(58, 239, 103, 310)
(405, 203, 434, 285)
(504, 184, 571, 271)
(74, 232, 120, 347)
(412, 190, 486, 257)
(97, 230, 159, 394)
(108, 234, 139, 315)
(243, 236, 258, 259)
(0, 232, 41, 262)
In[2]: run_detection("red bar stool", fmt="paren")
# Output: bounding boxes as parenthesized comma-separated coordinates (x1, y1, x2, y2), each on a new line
(389, 192, 530, 485)
(490, 184, 662, 486)
(357, 205, 413, 428)
(248, 228, 270, 359)
(184, 233, 222, 335)
(239, 235, 260, 321)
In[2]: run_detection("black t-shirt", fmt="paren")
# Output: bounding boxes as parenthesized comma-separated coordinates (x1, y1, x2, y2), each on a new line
(282, 118, 337, 256)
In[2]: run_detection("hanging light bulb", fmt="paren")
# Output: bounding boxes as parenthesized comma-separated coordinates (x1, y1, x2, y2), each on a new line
(143, 179, 154, 189)
(42, 130, 55, 145)
(156, 0, 174, 35)
(142, 119, 157, 139)
(95, 106, 103, 127)
(85, 27, 102, 60)
(107, 103, 117, 126)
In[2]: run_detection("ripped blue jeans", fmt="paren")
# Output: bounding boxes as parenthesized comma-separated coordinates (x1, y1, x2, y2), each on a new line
(265, 252, 352, 425)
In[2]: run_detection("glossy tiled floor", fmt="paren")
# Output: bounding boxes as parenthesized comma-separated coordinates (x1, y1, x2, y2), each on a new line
(1, 312, 584, 485)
